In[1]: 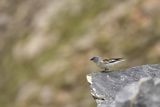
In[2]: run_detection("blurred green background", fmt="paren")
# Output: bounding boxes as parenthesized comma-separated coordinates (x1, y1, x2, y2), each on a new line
(0, 0, 160, 107)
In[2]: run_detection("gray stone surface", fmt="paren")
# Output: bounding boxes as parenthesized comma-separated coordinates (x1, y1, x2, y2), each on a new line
(87, 64, 160, 107)
(116, 78, 160, 107)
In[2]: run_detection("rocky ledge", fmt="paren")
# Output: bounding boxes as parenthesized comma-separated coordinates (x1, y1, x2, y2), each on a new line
(87, 64, 160, 107)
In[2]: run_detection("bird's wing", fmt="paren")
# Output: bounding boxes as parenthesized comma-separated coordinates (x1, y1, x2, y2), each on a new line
(103, 58, 124, 64)
(102, 58, 110, 64)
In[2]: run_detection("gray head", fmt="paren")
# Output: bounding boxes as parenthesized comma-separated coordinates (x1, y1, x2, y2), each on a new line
(90, 56, 102, 63)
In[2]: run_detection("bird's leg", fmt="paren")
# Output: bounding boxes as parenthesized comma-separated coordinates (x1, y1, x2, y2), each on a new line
(104, 68, 109, 71)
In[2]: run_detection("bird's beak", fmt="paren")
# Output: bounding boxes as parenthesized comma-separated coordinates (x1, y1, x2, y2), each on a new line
(90, 57, 94, 61)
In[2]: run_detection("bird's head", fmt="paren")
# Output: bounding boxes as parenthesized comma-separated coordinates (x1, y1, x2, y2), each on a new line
(90, 56, 101, 63)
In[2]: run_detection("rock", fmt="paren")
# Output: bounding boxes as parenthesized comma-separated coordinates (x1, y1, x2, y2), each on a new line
(116, 78, 160, 107)
(86, 64, 160, 107)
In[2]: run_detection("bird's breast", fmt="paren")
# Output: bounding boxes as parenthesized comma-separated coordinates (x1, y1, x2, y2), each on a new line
(97, 62, 107, 68)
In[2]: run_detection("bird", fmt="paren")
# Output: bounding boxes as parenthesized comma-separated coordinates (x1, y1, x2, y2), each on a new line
(90, 56, 125, 71)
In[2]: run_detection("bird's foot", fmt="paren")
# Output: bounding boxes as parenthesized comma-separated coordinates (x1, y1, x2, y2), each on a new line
(101, 68, 110, 72)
